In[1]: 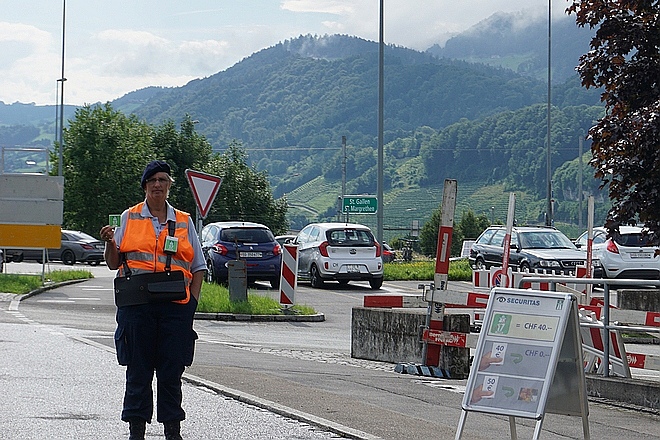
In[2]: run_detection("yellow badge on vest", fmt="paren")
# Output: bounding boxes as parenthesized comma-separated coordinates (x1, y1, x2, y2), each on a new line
(164, 236, 179, 254)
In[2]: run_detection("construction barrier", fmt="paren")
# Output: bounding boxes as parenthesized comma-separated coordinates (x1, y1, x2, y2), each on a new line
(279, 243, 298, 307)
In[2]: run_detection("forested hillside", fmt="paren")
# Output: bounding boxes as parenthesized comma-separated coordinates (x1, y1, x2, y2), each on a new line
(0, 15, 606, 235)
(125, 34, 601, 204)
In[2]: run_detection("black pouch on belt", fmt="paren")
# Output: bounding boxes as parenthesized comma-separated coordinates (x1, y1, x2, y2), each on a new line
(113, 220, 187, 307)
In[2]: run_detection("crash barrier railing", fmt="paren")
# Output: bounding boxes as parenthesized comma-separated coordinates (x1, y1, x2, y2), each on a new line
(516, 276, 660, 378)
(364, 275, 660, 380)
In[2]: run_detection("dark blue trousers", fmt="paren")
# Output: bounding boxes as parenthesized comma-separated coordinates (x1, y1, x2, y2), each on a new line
(114, 298, 198, 423)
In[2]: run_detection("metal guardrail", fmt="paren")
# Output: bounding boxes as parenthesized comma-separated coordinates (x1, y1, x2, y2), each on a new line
(516, 276, 660, 377)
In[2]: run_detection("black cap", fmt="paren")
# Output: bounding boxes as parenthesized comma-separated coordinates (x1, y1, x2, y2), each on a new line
(141, 160, 171, 188)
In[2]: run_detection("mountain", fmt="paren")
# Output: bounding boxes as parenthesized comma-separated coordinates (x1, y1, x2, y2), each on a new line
(0, 13, 604, 234)
(427, 12, 595, 83)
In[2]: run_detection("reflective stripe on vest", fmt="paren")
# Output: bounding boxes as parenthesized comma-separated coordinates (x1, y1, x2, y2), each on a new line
(119, 202, 194, 304)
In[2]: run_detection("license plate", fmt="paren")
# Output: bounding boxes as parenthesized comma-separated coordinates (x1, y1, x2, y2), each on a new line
(346, 264, 360, 273)
(630, 252, 652, 259)
(239, 251, 262, 258)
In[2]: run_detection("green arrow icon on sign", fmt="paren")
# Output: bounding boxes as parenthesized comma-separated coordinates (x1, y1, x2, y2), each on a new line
(503, 387, 515, 397)
(511, 353, 523, 364)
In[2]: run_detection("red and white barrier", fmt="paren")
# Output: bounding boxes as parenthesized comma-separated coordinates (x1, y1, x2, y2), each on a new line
(279, 243, 298, 307)
(581, 298, 660, 328)
(579, 311, 631, 377)
(363, 294, 427, 308)
(472, 268, 587, 293)
(627, 352, 660, 370)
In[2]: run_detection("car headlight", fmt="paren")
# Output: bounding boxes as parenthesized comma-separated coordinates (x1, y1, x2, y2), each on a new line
(538, 260, 561, 268)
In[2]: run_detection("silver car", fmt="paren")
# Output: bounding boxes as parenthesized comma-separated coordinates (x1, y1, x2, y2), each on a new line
(294, 222, 384, 289)
(576, 226, 660, 280)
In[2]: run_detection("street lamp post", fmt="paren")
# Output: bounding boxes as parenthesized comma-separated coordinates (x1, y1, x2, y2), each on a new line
(545, 0, 552, 226)
(377, 0, 384, 244)
(57, 0, 66, 177)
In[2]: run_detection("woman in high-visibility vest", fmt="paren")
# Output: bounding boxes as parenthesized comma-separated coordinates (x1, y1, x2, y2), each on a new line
(100, 160, 206, 440)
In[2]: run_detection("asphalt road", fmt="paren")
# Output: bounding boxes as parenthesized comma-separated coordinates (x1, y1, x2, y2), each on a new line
(3, 261, 660, 439)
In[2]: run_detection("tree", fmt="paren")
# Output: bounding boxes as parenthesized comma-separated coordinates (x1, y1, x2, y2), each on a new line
(419, 208, 489, 257)
(205, 142, 288, 235)
(568, 1, 660, 239)
(152, 115, 213, 216)
(60, 103, 153, 236)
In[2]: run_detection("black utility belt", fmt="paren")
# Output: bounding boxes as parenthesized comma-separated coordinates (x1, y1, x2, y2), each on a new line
(114, 270, 186, 307)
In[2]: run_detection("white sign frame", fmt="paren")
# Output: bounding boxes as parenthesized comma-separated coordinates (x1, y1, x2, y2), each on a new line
(456, 288, 589, 440)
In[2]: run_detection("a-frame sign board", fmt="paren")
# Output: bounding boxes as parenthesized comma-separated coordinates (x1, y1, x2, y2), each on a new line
(455, 288, 590, 440)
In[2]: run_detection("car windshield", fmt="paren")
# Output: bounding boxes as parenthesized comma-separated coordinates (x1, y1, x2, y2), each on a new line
(69, 231, 96, 241)
(614, 233, 654, 247)
(220, 228, 273, 243)
(519, 230, 576, 249)
(327, 229, 374, 246)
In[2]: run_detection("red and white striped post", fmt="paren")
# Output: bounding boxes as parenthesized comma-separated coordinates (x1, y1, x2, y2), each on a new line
(279, 243, 298, 307)
(585, 195, 595, 302)
(425, 179, 457, 367)
(500, 193, 515, 287)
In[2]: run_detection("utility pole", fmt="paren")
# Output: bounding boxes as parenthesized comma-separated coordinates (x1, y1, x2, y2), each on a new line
(342, 136, 347, 222)
(57, 0, 66, 177)
(578, 135, 583, 230)
(377, 0, 384, 244)
(545, 0, 552, 226)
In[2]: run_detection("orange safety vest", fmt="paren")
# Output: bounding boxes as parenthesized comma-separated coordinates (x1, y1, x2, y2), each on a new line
(119, 202, 194, 304)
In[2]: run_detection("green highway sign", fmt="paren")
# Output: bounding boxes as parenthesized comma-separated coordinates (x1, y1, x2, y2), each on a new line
(342, 195, 378, 214)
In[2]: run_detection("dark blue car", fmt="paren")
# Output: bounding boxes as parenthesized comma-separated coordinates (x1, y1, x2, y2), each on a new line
(200, 221, 282, 289)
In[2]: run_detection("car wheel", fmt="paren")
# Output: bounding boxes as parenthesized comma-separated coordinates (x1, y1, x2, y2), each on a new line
(61, 250, 76, 265)
(310, 265, 324, 288)
(270, 278, 280, 290)
(13, 253, 24, 263)
(519, 262, 530, 272)
(338, 279, 350, 285)
(369, 277, 383, 290)
(475, 257, 487, 270)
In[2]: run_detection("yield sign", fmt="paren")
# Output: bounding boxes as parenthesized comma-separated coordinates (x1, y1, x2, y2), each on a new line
(185, 169, 222, 219)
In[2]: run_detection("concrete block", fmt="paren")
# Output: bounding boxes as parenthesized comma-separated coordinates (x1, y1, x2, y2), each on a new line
(617, 289, 660, 312)
(351, 307, 426, 364)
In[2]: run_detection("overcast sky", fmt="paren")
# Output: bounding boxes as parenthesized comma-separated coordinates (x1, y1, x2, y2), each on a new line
(1, 1, 571, 106)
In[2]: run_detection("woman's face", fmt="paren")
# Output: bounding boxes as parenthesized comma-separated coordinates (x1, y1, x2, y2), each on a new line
(144, 172, 171, 201)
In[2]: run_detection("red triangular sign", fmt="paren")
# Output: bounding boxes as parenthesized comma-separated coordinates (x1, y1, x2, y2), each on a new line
(185, 169, 222, 219)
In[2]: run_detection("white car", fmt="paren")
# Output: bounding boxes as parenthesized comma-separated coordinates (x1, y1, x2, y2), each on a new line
(294, 222, 384, 289)
(576, 226, 660, 280)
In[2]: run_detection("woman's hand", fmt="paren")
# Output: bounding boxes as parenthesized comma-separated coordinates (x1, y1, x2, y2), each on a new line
(99, 225, 115, 243)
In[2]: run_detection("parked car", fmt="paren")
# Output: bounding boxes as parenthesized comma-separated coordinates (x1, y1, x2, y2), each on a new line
(576, 226, 660, 280)
(294, 222, 384, 289)
(8, 230, 104, 265)
(469, 226, 602, 276)
(0, 249, 4, 272)
(201, 221, 282, 289)
(382, 242, 396, 263)
(275, 234, 297, 247)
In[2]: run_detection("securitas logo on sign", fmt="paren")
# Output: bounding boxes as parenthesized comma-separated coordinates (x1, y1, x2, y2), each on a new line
(497, 296, 541, 307)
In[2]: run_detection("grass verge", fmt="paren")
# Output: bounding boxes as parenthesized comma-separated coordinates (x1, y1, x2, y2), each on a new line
(0, 271, 316, 315)
(197, 281, 316, 315)
(384, 258, 472, 282)
(0, 270, 93, 294)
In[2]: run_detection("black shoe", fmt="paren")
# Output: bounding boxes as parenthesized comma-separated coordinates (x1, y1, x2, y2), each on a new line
(164, 421, 183, 440)
(128, 419, 146, 440)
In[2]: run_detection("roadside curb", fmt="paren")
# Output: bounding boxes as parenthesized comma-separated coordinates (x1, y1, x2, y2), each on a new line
(11, 278, 90, 302)
(194, 312, 326, 322)
(6, 280, 326, 322)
